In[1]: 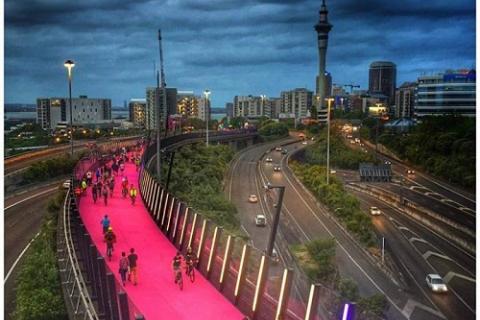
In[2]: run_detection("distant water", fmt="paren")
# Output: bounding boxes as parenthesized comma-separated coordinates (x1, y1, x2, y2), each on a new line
(211, 113, 226, 121)
(5, 112, 37, 120)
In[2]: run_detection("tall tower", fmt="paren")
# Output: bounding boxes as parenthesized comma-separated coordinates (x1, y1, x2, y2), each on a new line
(314, 0, 333, 109)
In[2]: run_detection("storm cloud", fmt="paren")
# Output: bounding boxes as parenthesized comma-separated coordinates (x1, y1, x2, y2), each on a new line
(5, 0, 476, 107)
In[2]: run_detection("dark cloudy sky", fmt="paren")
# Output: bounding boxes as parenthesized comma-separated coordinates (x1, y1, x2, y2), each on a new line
(5, 0, 476, 107)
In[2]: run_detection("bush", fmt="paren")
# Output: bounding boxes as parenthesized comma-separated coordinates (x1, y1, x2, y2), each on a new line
(305, 238, 337, 281)
(22, 156, 78, 184)
(338, 278, 359, 301)
(290, 161, 376, 247)
(259, 122, 289, 139)
(14, 194, 67, 320)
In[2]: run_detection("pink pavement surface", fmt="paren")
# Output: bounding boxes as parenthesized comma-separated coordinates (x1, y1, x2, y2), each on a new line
(79, 156, 245, 320)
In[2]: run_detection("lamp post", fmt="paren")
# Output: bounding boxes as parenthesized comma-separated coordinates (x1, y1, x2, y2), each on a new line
(203, 90, 211, 146)
(325, 97, 335, 185)
(64, 60, 75, 156)
(266, 185, 285, 257)
(373, 102, 384, 162)
(260, 94, 266, 118)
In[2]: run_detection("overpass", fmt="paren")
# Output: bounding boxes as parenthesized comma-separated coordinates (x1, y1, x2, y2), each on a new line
(58, 130, 326, 320)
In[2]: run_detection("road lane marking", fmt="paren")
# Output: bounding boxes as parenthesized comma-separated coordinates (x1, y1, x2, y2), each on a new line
(443, 272, 476, 284)
(5, 187, 59, 211)
(402, 299, 446, 320)
(4, 232, 41, 283)
(422, 251, 453, 262)
(409, 237, 428, 244)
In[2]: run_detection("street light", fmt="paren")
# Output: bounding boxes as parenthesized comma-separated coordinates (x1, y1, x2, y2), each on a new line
(325, 97, 335, 185)
(265, 185, 285, 257)
(260, 94, 267, 117)
(203, 90, 211, 146)
(370, 102, 385, 161)
(64, 59, 75, 156)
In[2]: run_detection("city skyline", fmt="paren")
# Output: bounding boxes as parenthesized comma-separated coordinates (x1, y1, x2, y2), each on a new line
(5, 0, 476, 107)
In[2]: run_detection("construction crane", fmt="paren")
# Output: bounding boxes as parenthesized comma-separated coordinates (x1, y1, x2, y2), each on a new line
(333, 83, 360, 93)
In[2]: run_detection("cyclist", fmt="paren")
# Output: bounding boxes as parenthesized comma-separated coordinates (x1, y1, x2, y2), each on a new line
(172, 251, 183, 290)
(104, 227, 116, 261)
(129, 184, 137, 205)
(81, 179, 87, 195)
(184, 247, 197, 283)
(135, 157, 141, 171)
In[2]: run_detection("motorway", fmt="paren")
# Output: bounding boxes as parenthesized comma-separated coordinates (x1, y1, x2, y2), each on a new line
(225, 133, 477, 320)
(4, 183, 61, 319)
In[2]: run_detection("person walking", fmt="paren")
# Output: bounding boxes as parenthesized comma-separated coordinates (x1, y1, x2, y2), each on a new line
(100, 215, 110, 234)
(102, 184, 109, 206)
(119, 162, 125, 176)
(128, 248, 138, 285)
(172, 251, 183, 290)
(108, 177, 115, 198)
(119, 252, 129, 286)
(92, 182, 98, 204)
(81, 179, 87, 195)
(95, 167, 101, 182)
(135, 157, 141, 172)
(104, 227, 116, 261)
(129, 184, 137, 205)
(121, 176, 129, 198)
(86, 170, 92, 185)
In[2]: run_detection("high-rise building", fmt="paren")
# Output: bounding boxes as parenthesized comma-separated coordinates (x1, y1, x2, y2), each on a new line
(395, 82, 416, 118)
(268, 98, 282, 119)
(414, 69, 475, 117)
(197, 97, 210, 122)
(280, 88, 313, 119)
(145, 87, 177, 130)
(233, 96, 264, 118)
(36, 96, 111, 130)
(177, 91, 199, 118)
(368, 61, 397, 107)
(128, 99, 147, 127)
(314, 0, 333, 112)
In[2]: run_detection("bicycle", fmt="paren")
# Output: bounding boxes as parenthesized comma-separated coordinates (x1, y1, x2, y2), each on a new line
(174, 269, 183, 290)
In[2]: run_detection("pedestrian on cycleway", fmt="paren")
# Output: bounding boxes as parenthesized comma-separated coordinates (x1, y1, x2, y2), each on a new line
(119, 252, 129, 286)
(100, 214, 110, 234)
(128, 248, 138, 285)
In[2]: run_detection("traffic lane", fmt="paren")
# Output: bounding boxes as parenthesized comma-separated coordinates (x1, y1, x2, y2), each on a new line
(5, 182, 62, 208)
(4, 189, 58, 320)
(366, 182, 475, 231)
(353, 191, 475, 319)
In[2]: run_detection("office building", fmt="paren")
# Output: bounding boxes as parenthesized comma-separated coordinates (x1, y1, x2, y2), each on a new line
(369, 61, 396, 107)
(233, 96, 264, 118)
(36, 96, 111, 130)
(267, 98, 282, 119)
(395, 82, 416, 118)
(280, 88, 313, 119)
(225, 102, 234, 118)
(415, 69, 476, 117)
(128, 99, 147, 127)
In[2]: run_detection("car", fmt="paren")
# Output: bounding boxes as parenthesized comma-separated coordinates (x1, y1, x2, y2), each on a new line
(407, 169, 415, 175)
(265, 157, 273, 162)
(248, 194, 258, 203)
(255, 214, 267, 227)
(271, 248, 280, 263)
(369, 206, 381, 215)
(302, 141, 308, 145)
(62, 179, 71, 189)
(426, 274, 448, 293)
(275, 147, 282, 151)
(273, 165, 281, 172)
(281, 149, 288, 154)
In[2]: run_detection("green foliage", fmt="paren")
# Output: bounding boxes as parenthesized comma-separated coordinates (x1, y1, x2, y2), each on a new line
(183, 117, 206, 130)
(259, 122, 289, 139)
(160, 144, 240, 233)
(333, 109, 366, 120)
(357, 294, 388, 319)
(229, 117, 247, 129)
(14, 194, 67, 320)
(377, 116, 475, 189)
(338, 278, 359, 301)
(305, 238, 337, 281)
(290, 162, 376, 246)
(22, 156, 78, 184)
(304, 127, 375, 170)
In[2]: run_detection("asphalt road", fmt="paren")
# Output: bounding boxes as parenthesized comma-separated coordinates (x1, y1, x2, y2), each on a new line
(4, 184, 60, 319)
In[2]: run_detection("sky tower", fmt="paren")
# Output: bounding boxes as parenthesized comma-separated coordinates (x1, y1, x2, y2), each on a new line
(314, 0, 333, 110)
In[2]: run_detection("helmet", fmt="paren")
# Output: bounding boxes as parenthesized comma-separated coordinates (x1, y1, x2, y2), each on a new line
(108, 226, 113, 231)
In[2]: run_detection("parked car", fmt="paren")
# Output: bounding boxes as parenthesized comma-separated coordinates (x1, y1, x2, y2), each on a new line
(369, 206, 381, 215)
(248, 194, 258, 203)
(273, 165, 281, 172)
(255, 214, 266, 227)
(426, 274, 448, 293)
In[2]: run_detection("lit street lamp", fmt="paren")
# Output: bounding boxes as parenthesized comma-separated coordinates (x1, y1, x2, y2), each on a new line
(203, 90, 211, 146)
(369, 103, 386, 161)
(325, 97, 335, 185)
(64, 59, 75, 156)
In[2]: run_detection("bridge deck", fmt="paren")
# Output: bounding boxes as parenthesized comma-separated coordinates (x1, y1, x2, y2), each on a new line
(78, 155, 244, 319)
